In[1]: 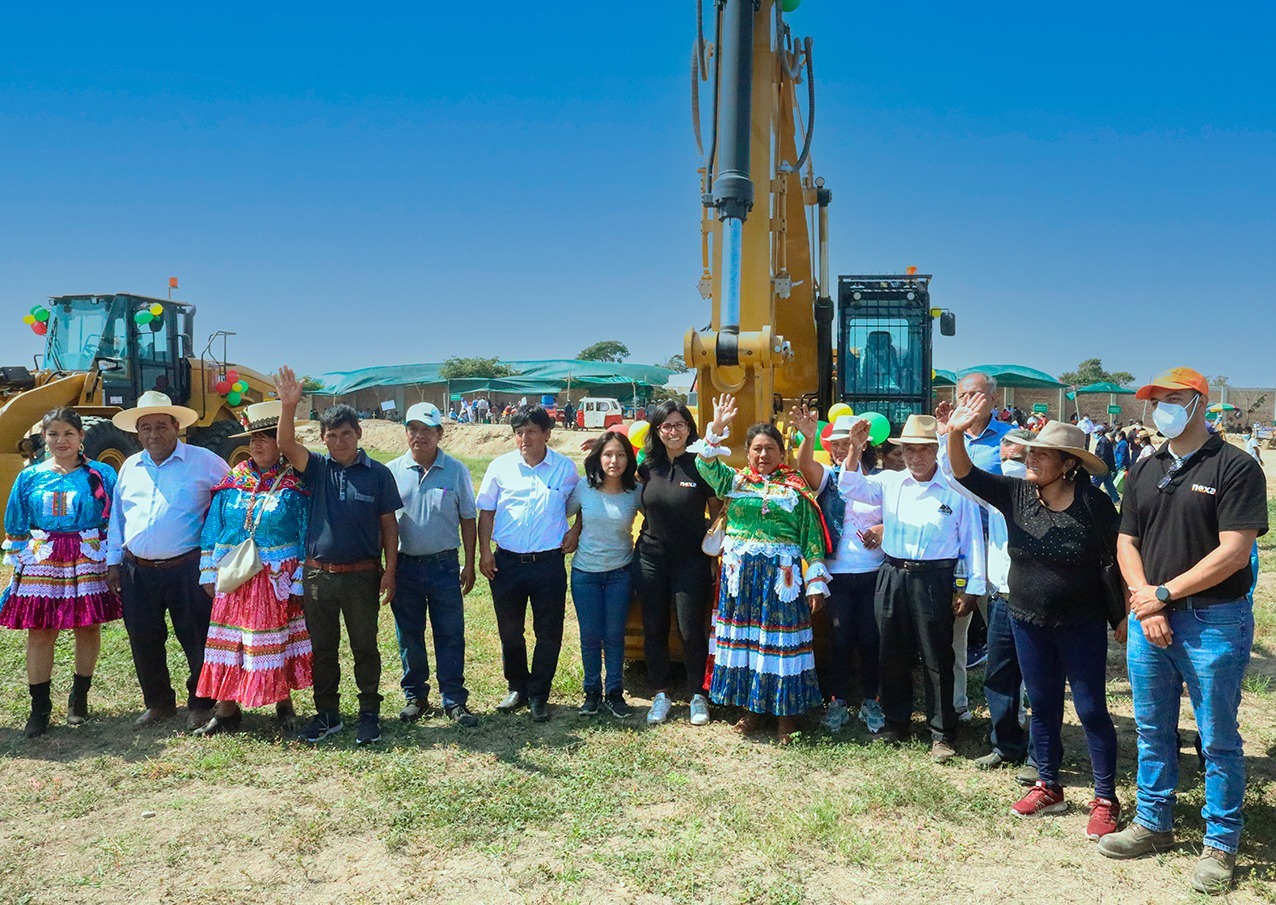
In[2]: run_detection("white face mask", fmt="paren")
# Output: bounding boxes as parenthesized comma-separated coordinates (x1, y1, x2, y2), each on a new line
(1151, 394, 1199, 439)
(1001, 459, 1028, 479)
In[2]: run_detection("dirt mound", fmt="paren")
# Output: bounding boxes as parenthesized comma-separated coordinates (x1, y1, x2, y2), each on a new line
(295, 420, 592, 461)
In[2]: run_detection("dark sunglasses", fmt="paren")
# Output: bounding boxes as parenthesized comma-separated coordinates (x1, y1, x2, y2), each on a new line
(1156, 457, 1189, 493)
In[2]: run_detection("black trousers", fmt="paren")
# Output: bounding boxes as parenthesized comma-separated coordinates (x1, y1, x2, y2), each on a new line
(490, 549, 567, 701)
(121, 554, 214, 711)
(634, 544, 713, 696)
(303, 568, 383, 715)
(825, 570, 881, 704)
(875, 561, 958, 742)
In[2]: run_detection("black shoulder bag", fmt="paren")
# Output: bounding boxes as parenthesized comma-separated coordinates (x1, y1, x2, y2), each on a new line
(1077, 484, 1128, 629)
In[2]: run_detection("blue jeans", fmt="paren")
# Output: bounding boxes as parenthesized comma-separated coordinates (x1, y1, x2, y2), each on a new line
(1012, 617, 1117, 799)
(390, 550, 469, 709)
(1091, 473, 1120, 504)
(985, 594, 1027, 761)
(571, 565, 631, 695)
(1127, 599, 1254, 854)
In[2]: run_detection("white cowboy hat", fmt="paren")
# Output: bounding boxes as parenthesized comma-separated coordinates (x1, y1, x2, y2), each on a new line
(827, 414, 858, 441)
(112, 391, 199, 432)
(230, 401, 283, 437)
(889, 414, 940, 445)
(1018, 421, 1108, 476)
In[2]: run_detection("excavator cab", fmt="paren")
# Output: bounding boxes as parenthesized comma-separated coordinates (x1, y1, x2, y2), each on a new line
(837, 274, 953, 430)
(43, 294, 196, 409)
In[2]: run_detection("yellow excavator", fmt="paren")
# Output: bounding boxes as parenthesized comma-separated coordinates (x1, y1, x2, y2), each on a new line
(0, 293, 274, 502)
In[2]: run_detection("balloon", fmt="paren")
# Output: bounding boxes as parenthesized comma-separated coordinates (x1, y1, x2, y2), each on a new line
(149, 303, 164, 317)
(33, 308, 50, 323)
(29, 305, 43, 315)
(214, 380, 230, 395)
(861, 411, 891, 446)
(820, 421, 836, 446)
(636, 448, 647, 468)
(628, 420, 650, 450)
(226, 369, 239, 382)
(22, 314, 35, 325)
(32, 322, 48, 336)
(827, 402, 853, 422)
(608, 422, 629, 437)
(134, 310, 153, 325)
(150, 319, 163, 332)
(812, 420, 829, 452)
(234, 380, 248, 393)
(782, 0, 801, 10)
(227, 391, 242, 406)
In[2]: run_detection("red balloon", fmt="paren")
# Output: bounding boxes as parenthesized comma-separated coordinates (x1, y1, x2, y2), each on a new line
(608, 423, 629, 437)
(226, 369, 239, 382)
(214, 380, 230, 394)
(820, 421, 835, 445)
(32, 321, 47, 336)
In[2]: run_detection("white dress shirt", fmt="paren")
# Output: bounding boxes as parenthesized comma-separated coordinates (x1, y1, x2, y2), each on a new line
(476, 448, 580, 554)
(106, 441, 230, 565)
(839, 463, 987, 595)
(937, 457, 1010, 594)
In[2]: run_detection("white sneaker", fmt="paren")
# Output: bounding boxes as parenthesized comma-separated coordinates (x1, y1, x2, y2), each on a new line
(957, 709, 973, 723)
(689, 694, 710, 726)
(647, 692, 672, 724)
(858, 699, 886, 733)
(822, 699, 850, 732)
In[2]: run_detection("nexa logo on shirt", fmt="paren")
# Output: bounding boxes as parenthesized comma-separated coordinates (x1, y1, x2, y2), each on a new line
(1191, 483, 1217, 496)
(679, 481, 698, 488)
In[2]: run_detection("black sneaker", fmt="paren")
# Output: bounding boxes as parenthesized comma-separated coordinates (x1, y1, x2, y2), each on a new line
(445, 703, 479, 728)
(579, 692, 603, 716)
(300, 711, 343, 743)
(603, 692, 634, 719)
(355, 711, 382, 745)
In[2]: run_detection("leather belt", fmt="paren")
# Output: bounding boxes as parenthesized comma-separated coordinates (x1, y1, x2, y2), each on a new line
(400, 549, 459, 564)
(883, 555, 957, 573)
(305, 558, 380, 574)
(125, 549, 200, 569)
(1166, 596, 1231, 611)
(496, 547, 563, 563)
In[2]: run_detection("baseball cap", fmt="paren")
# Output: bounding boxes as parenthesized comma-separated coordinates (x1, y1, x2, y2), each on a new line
(405, 402, 443, 427)
(1135, 367, 1209, 400)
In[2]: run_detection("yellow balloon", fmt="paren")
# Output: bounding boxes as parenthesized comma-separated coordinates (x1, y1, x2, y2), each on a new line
(628, 420, 651, 450)
(22, 314, 35, 325)
(827, 402, 854, 422)
(149, 304, 164, 317)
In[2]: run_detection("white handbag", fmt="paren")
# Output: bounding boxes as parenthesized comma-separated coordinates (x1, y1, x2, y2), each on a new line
(215, 469, 290, 594)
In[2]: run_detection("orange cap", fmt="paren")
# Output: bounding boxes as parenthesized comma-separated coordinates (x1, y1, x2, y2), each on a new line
(1134, 367, 1210, 400)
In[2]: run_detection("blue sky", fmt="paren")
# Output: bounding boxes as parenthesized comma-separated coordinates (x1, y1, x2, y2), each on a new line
(2, 3, 1273, 387)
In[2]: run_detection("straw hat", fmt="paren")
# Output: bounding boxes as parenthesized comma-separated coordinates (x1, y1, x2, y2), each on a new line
(112, 391, 199, 432)
(231, 401, 282, 437)
(889, 414, 940, 445)
(1018, 421, 1108, 476)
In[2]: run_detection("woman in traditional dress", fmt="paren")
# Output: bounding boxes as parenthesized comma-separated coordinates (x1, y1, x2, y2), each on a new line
(693, 394, 830, 742)
(1, 408, 120, 737)
(193, 402, 312, 735)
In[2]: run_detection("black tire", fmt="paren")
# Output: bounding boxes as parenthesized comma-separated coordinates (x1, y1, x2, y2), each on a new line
(81, 416, 141, 472)
(189, 419, 252, 466)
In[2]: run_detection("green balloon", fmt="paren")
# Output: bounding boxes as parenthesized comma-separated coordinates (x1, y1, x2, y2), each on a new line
(861, 412, 891, 446)
(29, 305, 42, 315)
(782, 0, 801, 11)
(227, 391, 243, 406)
(134, 310, 153, 325)
(33, 308, 50, 322)
(814, 420, 829, 452)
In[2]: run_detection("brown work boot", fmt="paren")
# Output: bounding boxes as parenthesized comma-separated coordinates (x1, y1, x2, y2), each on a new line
(1098, 822, 1174, 859)
(132, 704, 178, 730)
(931, 739, 958, 763)
(1191, 846, 1236, 895)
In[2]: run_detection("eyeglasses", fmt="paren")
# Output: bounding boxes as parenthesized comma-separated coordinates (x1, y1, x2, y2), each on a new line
(658, 422, 689, 433)
(1157, 458, 1187, 493)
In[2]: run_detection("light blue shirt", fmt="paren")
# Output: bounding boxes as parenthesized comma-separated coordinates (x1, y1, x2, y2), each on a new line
(388, 449, 477, 557)
(839, 465, 987, 595)
(476, 448, 580, 554)
(106, 441, 229, 565)
(963, 418, 1012, 475)
(567, 483, 641, 573)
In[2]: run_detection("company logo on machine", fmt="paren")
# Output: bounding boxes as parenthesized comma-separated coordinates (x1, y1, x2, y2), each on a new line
(1191, 483, 1217, 496)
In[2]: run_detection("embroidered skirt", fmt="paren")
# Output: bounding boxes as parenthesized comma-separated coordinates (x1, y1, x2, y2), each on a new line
(196, 564, 312, 707)
(0, 529, 121, 630)
(709, 538, 822, 716)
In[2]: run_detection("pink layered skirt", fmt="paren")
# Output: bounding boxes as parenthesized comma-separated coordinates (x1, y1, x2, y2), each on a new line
(0, 530, 121, 630)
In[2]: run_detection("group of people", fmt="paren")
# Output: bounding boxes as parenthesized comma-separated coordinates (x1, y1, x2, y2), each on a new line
(0, 364, 1265, 896)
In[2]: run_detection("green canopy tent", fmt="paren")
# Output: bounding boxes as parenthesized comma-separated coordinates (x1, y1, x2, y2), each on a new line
(1066, 381, 1137, 421)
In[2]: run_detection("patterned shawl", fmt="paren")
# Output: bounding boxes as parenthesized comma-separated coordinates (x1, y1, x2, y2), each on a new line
(212, 458, 307, 496)
(740, 462, 833, 554)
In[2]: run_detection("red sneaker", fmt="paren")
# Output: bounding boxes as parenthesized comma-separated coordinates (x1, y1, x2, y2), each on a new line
(1086, 797, 1120, 840)
(1011, 782, 1067, 818)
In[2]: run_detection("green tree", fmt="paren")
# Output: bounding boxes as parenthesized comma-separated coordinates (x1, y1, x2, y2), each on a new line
(299, 375, 326, 393)
(439, 356, 519, 379)
(1059, 358, 1135, 388)
(656, 353, 689, 373)
(577, 340, 630, 363)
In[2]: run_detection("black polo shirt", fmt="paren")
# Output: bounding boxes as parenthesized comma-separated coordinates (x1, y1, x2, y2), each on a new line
(303, 449, 403, 564)
(1120, 434, 1267, 600)
(637, 452, 716, 557)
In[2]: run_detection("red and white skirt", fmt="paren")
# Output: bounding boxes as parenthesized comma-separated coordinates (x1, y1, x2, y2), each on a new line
(0, 529, 121, 630)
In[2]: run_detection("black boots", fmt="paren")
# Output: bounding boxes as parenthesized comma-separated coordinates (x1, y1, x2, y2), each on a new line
(25, 681, 52, 738)
(67, 673, 92, 726)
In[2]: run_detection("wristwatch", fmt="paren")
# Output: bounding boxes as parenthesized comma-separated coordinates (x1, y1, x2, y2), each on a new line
(1155, 585, 1173, 604)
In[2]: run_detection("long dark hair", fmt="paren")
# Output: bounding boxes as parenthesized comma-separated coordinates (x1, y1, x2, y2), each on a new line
(584, 430, 638, 490)
(642, 400, 700, 467)
(42, 407, 111, 520)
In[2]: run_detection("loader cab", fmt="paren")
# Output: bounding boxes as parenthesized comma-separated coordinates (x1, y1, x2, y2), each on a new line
(837, 274, 954, 431)
(44, 294, 196, 409)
